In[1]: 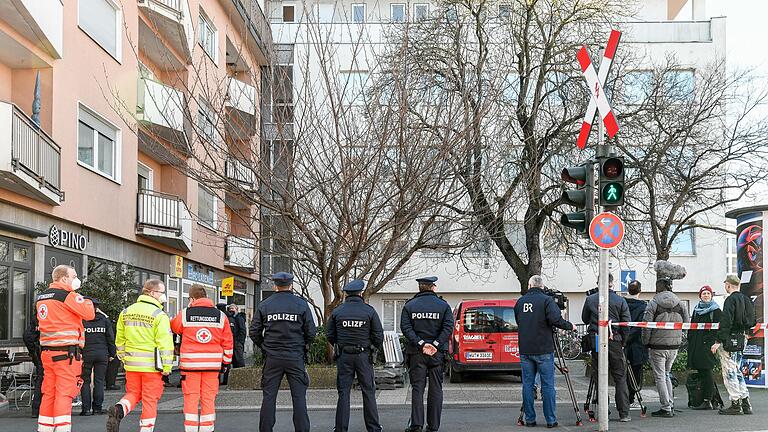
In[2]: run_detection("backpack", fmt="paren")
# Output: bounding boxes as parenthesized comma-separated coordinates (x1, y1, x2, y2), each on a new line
(653, 303, 684, 322)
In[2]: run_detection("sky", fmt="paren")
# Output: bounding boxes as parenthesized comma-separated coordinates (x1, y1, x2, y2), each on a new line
(709, 0, 768, 75)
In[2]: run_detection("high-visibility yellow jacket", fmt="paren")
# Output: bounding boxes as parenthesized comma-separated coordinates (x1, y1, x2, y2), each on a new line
(115, 294, 174, 373)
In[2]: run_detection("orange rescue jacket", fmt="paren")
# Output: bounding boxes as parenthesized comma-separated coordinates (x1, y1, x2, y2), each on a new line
(170, 298, 234, 371)
(35, 281, 95, 348)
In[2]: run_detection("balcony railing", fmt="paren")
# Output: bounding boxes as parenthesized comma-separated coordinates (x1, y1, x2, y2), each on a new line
(138, 0, 194, 68)
(136, 189, 193, 251)
(230, 0, 273, 64)
(226, 235, 256, 270)
(227, 78, 257, 116)
(226, 158, 255, 188)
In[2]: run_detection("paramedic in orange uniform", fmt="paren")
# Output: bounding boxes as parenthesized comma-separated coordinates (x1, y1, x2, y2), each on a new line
(35, 265, 95, 432)
(170, 284, 234, 432)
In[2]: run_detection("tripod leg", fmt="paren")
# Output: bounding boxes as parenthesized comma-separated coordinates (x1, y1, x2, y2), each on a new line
(553, 333, 583, 426)
(625, 355, 646, 417)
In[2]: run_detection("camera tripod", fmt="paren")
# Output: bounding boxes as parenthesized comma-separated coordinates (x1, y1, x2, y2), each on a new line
(517, 332, 583, 426)
(583, 351, 646, 422)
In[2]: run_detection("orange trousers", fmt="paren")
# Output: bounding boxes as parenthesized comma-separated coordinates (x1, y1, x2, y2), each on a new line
(116, 371, 164, 432)
(37, 350, 82, 432)
(181, 371, 220, 432)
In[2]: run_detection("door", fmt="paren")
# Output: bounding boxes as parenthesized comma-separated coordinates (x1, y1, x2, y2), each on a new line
(460, 306, 497, 364)
(495, 306, 520, 364)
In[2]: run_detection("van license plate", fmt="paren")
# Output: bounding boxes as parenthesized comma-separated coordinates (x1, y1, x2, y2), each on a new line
(466, 351, 493, 360)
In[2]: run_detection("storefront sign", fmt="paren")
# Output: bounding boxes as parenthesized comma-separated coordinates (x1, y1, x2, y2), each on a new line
(221, 277, 234, 297)
(172, 256, 184, 278)
(187, 263, 214, 285)
(48, 225, 87, 251)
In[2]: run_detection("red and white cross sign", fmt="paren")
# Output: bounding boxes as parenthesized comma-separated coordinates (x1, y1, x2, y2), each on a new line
(575, 30, 621, 150)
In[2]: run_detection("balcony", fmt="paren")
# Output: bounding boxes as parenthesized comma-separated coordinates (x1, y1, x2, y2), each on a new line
(138, 0, 193, 70)
(0, 0, 63, 67)
(622, 20, 712, 43)
(224, 158, 255, 209)
(225, 235, 256, 271)
(222, 0, 272, 66)
(136, 190, 193, 251)
(0, 102, 62, 205)
(225, 77, 258, 139)
(137, 76, 189, 159)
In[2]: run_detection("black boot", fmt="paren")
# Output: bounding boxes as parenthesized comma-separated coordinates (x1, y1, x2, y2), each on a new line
(107, 405, 124, 432)
(719, 400, 743, 415)
(691, 400, 712, 410)
(741, 397, 753, 415)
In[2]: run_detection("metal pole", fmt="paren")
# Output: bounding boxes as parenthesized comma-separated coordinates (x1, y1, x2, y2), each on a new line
(597, 114, 609, 432)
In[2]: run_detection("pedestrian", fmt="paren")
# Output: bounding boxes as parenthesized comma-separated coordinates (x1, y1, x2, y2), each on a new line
(171, 285, 234, 432)
(80, 298, 116, 416)
(250, 272, 317, 432)
(515, 275, 574, 427)
(23, 313, 44, 418)
(34, 265, 95, 432)
(105, 316, 121, 391)
(582, 274, 632, 422)
(217, 303, 237, 385)
(624, 280, 648, 410)
(642, 276, 690, 418)
(107, 279, 175, 432)
(687, 285, 722, 410)
(227, 304, 248, 368)
(327, 279, 384, 432)
(400, 276, 454, 432)
(712, 274, 756, 415)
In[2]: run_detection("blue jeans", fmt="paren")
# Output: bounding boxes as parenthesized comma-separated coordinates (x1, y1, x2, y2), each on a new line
(521, 353, 556, 425)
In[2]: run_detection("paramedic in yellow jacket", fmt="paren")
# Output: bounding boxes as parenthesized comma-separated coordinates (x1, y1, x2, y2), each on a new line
(107, 279, 174, 432)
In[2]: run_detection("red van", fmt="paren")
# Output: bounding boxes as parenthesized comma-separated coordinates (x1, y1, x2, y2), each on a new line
(448, 299, 520, 383)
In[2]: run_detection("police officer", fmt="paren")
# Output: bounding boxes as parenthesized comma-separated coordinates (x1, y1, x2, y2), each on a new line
(250, 272, 317, 432)
(400, 276, 454, 432)
(80, 298, 116, 416)
(327, 279, 384, 432)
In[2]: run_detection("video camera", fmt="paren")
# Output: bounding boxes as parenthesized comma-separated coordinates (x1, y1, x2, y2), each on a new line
(543, 286, 568, 310)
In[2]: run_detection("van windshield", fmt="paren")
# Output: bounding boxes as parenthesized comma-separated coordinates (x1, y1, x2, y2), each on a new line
(463, 307, 517, 333)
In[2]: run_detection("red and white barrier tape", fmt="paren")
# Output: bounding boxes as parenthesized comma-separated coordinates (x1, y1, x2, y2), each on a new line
(607, 321, 768, 331)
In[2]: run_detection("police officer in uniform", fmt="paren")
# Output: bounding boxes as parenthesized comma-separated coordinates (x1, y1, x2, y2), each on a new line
(80, 297, 116, 416)
(327, 279, 384, 432)
(250, 272, 317, 432)
(400, 276, 454, 432)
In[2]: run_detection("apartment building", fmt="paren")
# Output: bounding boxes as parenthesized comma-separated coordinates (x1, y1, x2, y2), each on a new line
(265, 0, 730, 328)
(0, 0, 270, 347)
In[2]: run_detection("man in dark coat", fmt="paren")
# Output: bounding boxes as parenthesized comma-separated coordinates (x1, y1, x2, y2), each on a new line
(23, 314, 43, 418)
(80, 298, 117, 415)
(624, 280, 649, 408)
(227, 304, 247, 368)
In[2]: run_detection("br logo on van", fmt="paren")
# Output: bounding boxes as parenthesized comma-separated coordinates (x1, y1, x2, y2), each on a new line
(522, 303, 533, 313)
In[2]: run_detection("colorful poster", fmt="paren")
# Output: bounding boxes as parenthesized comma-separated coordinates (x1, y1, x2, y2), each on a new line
(736, 212, 765, 387)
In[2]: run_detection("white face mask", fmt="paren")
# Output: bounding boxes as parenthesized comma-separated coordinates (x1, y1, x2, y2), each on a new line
(71, 277, 82, 290)
(157, 293, 167, 303)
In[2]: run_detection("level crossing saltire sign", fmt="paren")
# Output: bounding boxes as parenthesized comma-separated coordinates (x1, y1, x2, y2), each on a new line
(620, 270, 636, 292)
(588, 212, 624, 249)
(576, 29, 621, 149)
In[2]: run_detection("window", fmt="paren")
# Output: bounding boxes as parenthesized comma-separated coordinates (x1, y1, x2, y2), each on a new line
(282, 4, 295, 22)
(425, 221, 452, 250)
(137, 162, 153, 191)
(351, 3, 366, 23)
(78, 105, 119, 180)
(78, 0, 121, 60)
(198, 185, 217, 230)
(199, 10, 217, 62)
(499, 3, 512, 18)
(669, 224, 695, 256)
(413, 3, 429, 20)
(463, 307, 517, 333)
(445, 5, 458, 23)
(0, 236, 33, 341)
(624, 70, 653, 105)
(726, 236, 737, 274)
(665, 69, 695, 101)
(390, 4, 405, 22)
(339, 71, 369, 105)
(198, 99, 217, 141)
(382, 299, 408, 332)
(314, 4, 335, 22)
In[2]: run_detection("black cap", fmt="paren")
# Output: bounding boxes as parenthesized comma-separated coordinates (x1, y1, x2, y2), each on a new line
(416, 276, 438, 284)
(343, 279, 365, 292)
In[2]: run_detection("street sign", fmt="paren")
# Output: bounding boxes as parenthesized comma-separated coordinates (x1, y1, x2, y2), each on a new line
(221, 276, 235, 297)
(589, 212, 625, 249)
(576, 30, 621, 149)
(620, 270, 636, 291)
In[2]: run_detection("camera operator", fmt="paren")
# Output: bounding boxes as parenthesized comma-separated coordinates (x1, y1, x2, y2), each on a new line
(582, 273, 632, 422)
(514, 275, 574, 427)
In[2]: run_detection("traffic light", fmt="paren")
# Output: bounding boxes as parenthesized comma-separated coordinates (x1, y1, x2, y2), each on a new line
(560, 161, 594, 235)
(598, 156, 625, 207)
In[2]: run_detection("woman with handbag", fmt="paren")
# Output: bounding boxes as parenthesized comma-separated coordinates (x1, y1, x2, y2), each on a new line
(687, 286, 722, 410)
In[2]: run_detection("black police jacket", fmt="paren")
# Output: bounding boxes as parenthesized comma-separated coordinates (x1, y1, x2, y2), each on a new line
(250, 291, 317, 359)
(23, 314, 41, 365)
(514, 288, 574, 355)
(581, 289, 631, 342)
(83, 312, 117, 361)
(233, 312, 247, 345)
(327, 295, 384, 349)
(400, 291, 454, 354)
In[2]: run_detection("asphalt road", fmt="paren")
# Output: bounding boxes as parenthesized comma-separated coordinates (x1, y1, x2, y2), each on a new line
(3, 403, 768, 432)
